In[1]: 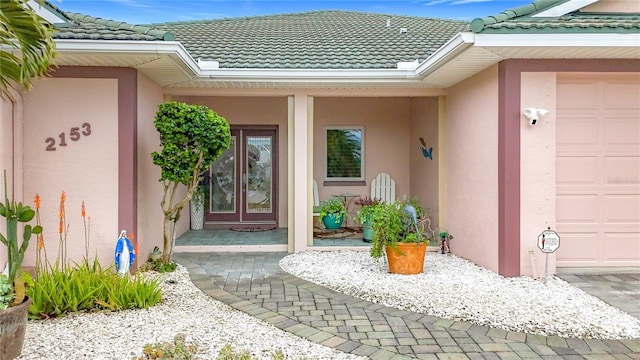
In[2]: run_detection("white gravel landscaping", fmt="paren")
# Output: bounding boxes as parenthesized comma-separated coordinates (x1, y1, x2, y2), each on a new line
(279, 250, 640, 340)
(18, 265, 365, 360)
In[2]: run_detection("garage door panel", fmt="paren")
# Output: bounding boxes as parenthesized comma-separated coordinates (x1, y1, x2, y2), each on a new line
(557, 118, 599, 146)
(557, 83, 599, 109)
(604, 195, 640, 223)
(557, 195, 599, 223)
(604, 156, 640, 182)
(556, 233, 599, 262)
(557, 156, 598, 185)
(605, 119, 640, 146)
(604, 83, 640, 110)
(603, 233, 640, 262)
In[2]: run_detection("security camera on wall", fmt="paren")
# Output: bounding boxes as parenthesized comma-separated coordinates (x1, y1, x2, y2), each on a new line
(523, 108, 549, 126)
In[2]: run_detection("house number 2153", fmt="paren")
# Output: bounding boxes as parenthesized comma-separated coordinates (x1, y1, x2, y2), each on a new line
(45, 123, 92, 151)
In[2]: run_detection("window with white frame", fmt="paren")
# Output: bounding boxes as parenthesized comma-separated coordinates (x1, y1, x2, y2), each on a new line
(325, 126, 364, 181)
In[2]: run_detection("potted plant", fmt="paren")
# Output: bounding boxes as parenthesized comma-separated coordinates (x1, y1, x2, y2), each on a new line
(0, 171, 42, 359)
(354, 196, 382, 242)
(318, 197, 347, 230)
(369, 198, 429, 274)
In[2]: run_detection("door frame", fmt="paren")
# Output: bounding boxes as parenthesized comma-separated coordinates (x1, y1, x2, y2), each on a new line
(205, 125, 279, 227)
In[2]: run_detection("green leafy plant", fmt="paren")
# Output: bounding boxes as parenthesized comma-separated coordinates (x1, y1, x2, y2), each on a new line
(0, 170, 43, 306)
(369, 199, 429, 258)
(139, 258, 178, 273)
(0, 274, 15, 310)
(135, 333, 198, 360)
(354, 196, 382, 225)
(28, 258, 162, 319)
(318, 197, 347, 220)
(151, 101, 231, 264)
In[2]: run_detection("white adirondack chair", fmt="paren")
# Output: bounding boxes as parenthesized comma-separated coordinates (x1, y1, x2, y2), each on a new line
(313, 179, 321, 216)
(371, 173, 395, 204)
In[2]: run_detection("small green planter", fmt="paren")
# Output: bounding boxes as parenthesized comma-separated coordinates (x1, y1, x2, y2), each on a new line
(322, 213, 344, 230)
(362, 216, 375, 242)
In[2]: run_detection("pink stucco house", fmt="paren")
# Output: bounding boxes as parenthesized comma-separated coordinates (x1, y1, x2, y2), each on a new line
(1, 0, 638, 277)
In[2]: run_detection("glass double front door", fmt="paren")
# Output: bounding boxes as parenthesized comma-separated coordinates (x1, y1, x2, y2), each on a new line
(206, 128, 276, 223)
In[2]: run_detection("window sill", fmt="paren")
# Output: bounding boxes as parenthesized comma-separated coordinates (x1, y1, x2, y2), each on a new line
(323, 181, 366, 186)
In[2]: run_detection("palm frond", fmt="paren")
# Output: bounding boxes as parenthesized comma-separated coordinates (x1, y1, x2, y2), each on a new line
(0, 0, 56, 92)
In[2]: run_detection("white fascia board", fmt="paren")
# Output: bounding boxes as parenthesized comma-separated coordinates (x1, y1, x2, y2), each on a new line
(55, 39, 200, 72)
(27, 0, 67, 24)
(475, 33, 640, 47)
(197, 68, 416, 81)
(533, 0, 599, 17)
(54, 39, 420, 82)
(414, 32, 475, 78)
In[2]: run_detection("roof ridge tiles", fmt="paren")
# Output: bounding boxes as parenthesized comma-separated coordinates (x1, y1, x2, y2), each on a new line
(64, 12, 175, 41)
(470, 0, 563, 32)
(144, 9, 470, 27)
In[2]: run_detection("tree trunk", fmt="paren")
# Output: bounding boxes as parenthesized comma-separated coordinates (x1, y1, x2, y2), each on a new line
(162, 218, 173, 264)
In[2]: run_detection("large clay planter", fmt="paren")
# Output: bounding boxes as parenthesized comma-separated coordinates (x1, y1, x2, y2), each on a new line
(0, 296, 32, 360)
(385, 242, 427, 275)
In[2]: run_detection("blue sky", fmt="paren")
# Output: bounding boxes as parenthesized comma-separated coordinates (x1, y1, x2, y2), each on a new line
(52, 0, 533, 24)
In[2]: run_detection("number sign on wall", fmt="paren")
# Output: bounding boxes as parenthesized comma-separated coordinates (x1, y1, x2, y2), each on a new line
(45, 123, 92, 151)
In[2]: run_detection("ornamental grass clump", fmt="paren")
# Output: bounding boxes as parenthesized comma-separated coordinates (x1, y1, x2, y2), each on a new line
(28, 257, 162, 319)
(28, 193, 162, 319)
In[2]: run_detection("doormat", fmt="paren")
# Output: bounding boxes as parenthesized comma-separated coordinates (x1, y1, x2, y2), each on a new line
(230, 226, 277, 232)
(314, 227, 362, 239)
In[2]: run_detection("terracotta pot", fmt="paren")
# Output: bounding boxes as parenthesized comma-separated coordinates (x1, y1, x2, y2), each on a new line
(385, 242, 427, 275)
(0, 296, 32, 360)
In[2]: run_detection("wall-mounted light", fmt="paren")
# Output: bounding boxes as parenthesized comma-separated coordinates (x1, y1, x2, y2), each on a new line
(523, 108, 549, 126)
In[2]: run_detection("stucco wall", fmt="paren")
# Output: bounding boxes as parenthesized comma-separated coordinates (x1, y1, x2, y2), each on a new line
(136, 73, 165, 262)
(445, 65, 500, 272)
(409, 97, 440, 227)
(22, 78, 119, 267)
(520, 72, 557, 277)
(581, 0, 640, 13)
(173, 96, 289, 227)
(313, 97, 412, 203)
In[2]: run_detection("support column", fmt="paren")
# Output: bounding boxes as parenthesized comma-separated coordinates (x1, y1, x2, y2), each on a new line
(437, 96, 446, 228)
(288, 93, 312, 252)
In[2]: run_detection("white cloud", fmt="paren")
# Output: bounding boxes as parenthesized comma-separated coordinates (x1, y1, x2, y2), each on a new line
(106, 0, 153, 9)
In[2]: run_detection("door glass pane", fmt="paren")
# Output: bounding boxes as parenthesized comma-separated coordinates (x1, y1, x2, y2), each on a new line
(210, 136, 236, 213)
(246, 136, 272, 213)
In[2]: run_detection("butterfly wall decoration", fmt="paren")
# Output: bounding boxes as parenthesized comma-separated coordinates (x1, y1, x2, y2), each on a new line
(419, 137, 432, 160)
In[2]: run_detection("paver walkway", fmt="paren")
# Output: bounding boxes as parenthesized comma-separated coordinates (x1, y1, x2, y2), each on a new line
(174, 252, 640, 360)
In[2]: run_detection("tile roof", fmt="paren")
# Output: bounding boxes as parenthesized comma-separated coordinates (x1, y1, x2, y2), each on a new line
(151, 11, 469, 69)
(471, 0, 640, 33)
(53, 13, 174, 41)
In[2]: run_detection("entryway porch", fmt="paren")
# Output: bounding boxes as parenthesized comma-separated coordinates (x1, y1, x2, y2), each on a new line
(174, 228, 371, 253)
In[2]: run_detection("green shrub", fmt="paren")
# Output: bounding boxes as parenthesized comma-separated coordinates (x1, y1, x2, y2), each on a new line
(139, 258, 177, 273)
(135, 340, 296, 360)
(135, 333, 197, 360)
(28, 258, 162, 319)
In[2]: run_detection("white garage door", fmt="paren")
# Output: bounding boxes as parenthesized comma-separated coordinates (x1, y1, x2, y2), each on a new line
(556, 73, 640, 267)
